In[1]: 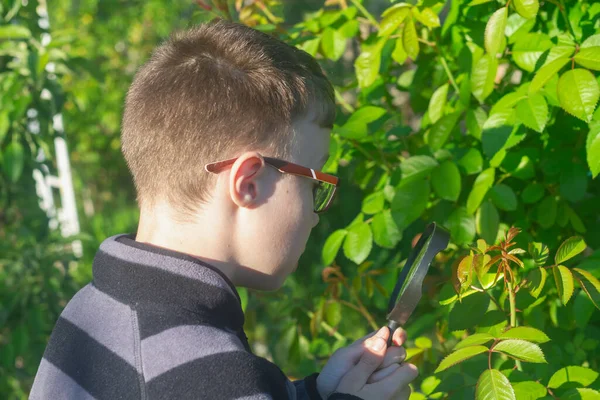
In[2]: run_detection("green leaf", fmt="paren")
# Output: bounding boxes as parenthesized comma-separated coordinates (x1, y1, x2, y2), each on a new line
(555, 236, 587, 264)
(498, 327, 550, 343)
(537, 196, 557, 229)
(431, 160, 461, 202)
(475, 369, 516, 400)
(493, 339, 546, 363)
(399, 155, 438, 184)
(391, 179, 430, 228)
(362, 191, 385, 215)
(485, 8, 508, 56)
(529, 242, 549, 266)
(521, 183, 545, 204)
(3, 141, 24, 183)
(512, 381, 547, 400)
(490, 184, 518, 211)
(515, 94, 548, 133)
(414, 7, 440, 28)
(560, 388, 600, 400)
(467, 107, 487, 140)
(392, 35, 408, 65)
(434, 346, 489, 373)
(587, 123, 600, 178)
(477, 201, 499, 245)
(548, 366, 599, 389)
(429, 84, 449, 124)
(454, 333, 495, 350)
(557, 69, 600, 123)
(298, 37, 321, 56)
(371, 209, 402, 249)
(472, 54, 498, 103)
(0, 25, 31, 39)
(512, 33, 552, 72)
(573, 268, 600, 309)
(321, 28, 346, 61)
(343, 223, 373, 265)
(238, 287, 248, 312)
(355, 41, 383, 88)
(527, 267, 547, 298)
(459, 148, 484, 175)
(324, 301, 342, 327)
(379, 4, 411, 37)
(529, 57, 570, 94)
(322, 230, 348, 265)
(448, 206, 476, 245)
(574, 34, 600, 71)
(403, 17, 419, 60)
(467, 168, 496, 215)
(553, 265, 575, 305)
(428, 112, 461, 151)
(514, 0, 539, 19)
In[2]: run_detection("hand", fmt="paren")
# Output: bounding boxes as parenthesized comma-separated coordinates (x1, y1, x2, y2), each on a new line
(316, 326, 415, 399)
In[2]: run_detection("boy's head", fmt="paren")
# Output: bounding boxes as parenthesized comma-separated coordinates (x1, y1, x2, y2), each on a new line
(120, 19, 337, 290)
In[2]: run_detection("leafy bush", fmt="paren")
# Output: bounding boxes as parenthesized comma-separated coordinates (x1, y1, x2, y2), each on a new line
(1, 0, 600, 398)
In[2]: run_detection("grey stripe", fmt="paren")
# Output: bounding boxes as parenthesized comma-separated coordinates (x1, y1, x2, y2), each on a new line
(102, 234, 237, 297)
(29, 358, 97, 400)
(142, 325, 245, 381)
(60, 284, 138, 370)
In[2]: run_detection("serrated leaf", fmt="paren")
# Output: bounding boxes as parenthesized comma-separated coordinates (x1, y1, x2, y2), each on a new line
(428, 112, 461, 151)
(434, 346, 489, 373)
(379, 4, 411, 37)
(477, 201, 499, 245)
(493, 339, 546, 363)
(371, 209, 402, 249)
(588, 123, 600, 178)
(512, 33, 552, 72)
(555, 236, 587, 264)
(475, 369, 516, 400)
(429, 84, 449, 124)
(453, 254, 476, 295)
(467, 168, 496, 215)
(527, 267, 547, 298)
(454, 333, 495, 350)
(343, 223, 373, 265)
(573, 268, 600, 309)
(515, 94, 548, 132)
(529, 57, 570, 94)
(553, 265, 575, 305)
(414, 7, 440, 28)
(514, 0, 539, 19)
(490, 184, 518, 211)
(512, 381, 547, 400)
(498, 327, 550, 343)
(362, 191, 385, 215)
(485, 8, 508, 56)
(574, 34, 600, 71)
(431, 160, 461, 202)
(557, 69, 600, 123)
(472, 54, 498, 103)
(399, 155, 438, 184)
(403, 17, 419, 60)
(322, 230, 348, 265)
(548, 366, 599, 389)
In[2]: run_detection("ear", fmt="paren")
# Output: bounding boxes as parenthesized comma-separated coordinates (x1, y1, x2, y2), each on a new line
(229, 152, 267, 210)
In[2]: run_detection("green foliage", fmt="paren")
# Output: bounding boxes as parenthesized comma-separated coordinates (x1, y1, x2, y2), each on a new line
(2, 0, 600, 398)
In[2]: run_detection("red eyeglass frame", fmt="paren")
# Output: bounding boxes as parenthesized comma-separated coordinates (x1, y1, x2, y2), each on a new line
(204, 155, 339, 213)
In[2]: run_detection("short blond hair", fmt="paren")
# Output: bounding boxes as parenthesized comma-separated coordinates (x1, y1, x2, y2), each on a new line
(121, 19, 335, 219)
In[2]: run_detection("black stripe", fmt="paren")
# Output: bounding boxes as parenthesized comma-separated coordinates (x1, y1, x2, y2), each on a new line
(92, 250, 245, 335)
(43, 317, 140, 400)
(147, 351, 290, 399)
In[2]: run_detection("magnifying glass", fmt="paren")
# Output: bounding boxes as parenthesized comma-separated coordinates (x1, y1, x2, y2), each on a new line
(384, 222, 450, 347)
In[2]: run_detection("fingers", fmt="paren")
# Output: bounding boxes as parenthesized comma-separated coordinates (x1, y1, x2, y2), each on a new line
(392, 327, 407, 347)
(367, 363, 400, 384)
(396, 386, 412, 400)
(378, 346, 407, 371)
(336, 327, 389, 392)
(365, 363, 419, 398)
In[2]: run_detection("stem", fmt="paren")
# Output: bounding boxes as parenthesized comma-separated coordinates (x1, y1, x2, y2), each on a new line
(507, 280, 523, 371)
(558, 0, 577, 41)
(348, 0, 379, 28)
(335, 89, 355, 113)
(439, 55, 458, 94)
(306, 311, 347, 342)
(341, 280, 379, 330)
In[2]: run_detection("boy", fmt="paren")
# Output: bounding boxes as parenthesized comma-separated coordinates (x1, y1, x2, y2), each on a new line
(30, 19, 418, 399)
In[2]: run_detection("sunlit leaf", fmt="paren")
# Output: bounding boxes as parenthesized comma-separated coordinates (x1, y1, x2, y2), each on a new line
(548, 366, 599, 389)
(485, 8, 508, 56)
(322, 230, 348, 265)
(515, 93, 548, 133)
(454, 333, 495, 350)
(557, 69, 600, 123)
(428, 112, 461, 151)
(431, 160, 461, 202)
(498, 327, 550, 343)
(467, 168, 496, 215)
(512, 33, 552, 72)
(429, 84, 449, 124)
(403, 17, 419, 60)
(434, 346, 488, 373)
(379, 4, 411, 37)
(527, 267, 547, 298)
(588, 122, 600, 178)
(343, 223, 373, 265)
(553, 265, 575, 305)
(493, 339, 546, 363)
(472, 54, 498, 103)
(475, 369, 516, 400)
(371, 210, 402, 249)
(555, 236, 587, 264)
(529, 57, 570, 94)
(514, 0, 539, 20)
(573, 268, 600, 310)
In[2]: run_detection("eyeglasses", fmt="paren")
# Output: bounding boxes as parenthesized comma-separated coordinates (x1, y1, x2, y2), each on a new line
(204, 155, 339, 213)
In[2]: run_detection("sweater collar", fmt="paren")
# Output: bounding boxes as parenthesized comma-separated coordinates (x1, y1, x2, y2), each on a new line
(92, 233, 249, 349)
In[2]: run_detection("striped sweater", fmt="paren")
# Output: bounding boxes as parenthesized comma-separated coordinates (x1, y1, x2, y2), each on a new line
(30, 234, 362, 400)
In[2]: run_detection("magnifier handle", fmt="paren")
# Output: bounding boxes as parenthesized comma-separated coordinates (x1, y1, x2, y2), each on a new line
(386, 320, 400, 347)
